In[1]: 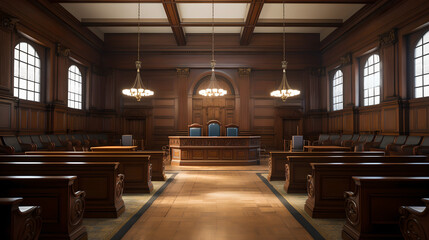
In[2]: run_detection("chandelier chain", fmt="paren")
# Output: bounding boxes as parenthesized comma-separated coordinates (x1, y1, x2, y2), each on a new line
(282, 0, 285, 62)
(137, 0, 141, 61)
(212, 0, 215, 62)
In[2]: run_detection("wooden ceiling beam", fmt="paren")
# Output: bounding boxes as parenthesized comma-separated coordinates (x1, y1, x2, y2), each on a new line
(240, 0, 264, 45)
(162, 0, 186, 45)
(51, 0, 376, 3)
(81, 19, 343, 27)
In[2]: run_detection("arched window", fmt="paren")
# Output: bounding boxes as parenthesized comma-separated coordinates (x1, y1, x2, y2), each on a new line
(363, 54, 381, 106)
(13, 42, 41, 102)
(415, 31, 429, 98)
(68, 65, 83, 109)
(332, 70, 343, 111)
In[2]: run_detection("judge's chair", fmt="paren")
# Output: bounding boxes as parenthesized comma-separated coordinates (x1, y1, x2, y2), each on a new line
(207, 120, 221, 136)
(225, 124, 239, 136)
(188, 123, 202, 136)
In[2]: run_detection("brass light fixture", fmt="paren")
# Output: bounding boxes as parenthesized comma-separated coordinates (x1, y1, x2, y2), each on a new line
(198, 0, 227, 97)
(122, 0, 154, 101)
(270, 1, 300, 102)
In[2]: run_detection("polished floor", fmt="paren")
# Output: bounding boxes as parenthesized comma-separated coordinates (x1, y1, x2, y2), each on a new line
(122, 165, 314, 240)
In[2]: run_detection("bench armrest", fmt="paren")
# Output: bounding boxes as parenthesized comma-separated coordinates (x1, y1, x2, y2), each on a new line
(0, 145, 15, 154)
(20, 143, 37, 151)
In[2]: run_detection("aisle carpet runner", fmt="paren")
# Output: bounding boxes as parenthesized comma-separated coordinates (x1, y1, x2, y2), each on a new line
(257, 173, 345, 240)
(83, 173, 177, 240)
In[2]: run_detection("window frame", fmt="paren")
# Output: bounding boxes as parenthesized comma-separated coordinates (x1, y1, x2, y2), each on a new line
(359, 52, 382, 107)
(67, 63, 86, 110)
(12, 39, 46, 103)
(330, 69, 344, 111)
(409, 27, 429, 99)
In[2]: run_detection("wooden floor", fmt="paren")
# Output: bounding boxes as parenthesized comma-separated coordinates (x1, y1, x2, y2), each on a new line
(122, 166, 313, 240)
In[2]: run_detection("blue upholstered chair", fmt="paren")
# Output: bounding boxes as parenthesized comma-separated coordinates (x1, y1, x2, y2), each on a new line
(188, 123, 202, 136)
(207, 120, 221, 136)
(225, 124, 239, 136)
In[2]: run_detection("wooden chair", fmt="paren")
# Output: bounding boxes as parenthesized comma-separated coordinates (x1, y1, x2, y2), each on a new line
(312, 134, 330, 146)
(387, 135, 422, 155)
(30, 135, 55, 151)
(414, 137, 429, 155)
(207, 120, 221, 136)
(188, 123, 203, 136)
(225, 123, 239, 136)
(0, 136, 36, 154)
(45, 135, 73, 150)
(364, 135, 394, 151)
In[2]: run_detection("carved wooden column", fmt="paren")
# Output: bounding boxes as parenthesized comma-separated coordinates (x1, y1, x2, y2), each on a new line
(0, 13, 17, 94)
(238, 68, 251, 132)
(379, 29, 404, 134)
(379, 29, 398, 100)
(177, 68, 189, 133)
(340, 53, 353, 107)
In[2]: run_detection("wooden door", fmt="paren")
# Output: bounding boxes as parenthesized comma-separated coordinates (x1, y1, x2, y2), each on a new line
(124, 118, 146, 147)
(283, 119, 300, 141)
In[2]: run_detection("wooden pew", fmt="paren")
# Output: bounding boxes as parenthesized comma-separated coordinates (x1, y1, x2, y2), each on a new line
(342, 177, 429, 240)
(0, 176, 87, 240)
(305, 162, 429, 218)
(3, 154, 153, 193)
(0, 197, 42, 240)
(0, 162, 124, 218)
(26, 150, 166, 181)
(284, 155, 427, 193)
(399, 198, 429, 240)
(268, 151, 384, 181)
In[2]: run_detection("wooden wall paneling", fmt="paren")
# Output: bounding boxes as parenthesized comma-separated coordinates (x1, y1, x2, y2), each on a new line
(359, 105, 381, 133)
(152, 98, 176, 147)
(16, 101, 47, 134)
(0, 98, 16, 134)
(409, 99, 429, 135)
(381, 100, 402, 134)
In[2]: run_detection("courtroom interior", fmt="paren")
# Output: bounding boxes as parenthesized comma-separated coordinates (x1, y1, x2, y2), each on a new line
(1, 0, 429, 239)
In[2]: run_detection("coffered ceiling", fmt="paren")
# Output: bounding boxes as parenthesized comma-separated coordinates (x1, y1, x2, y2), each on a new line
(54, 0, 375, 45)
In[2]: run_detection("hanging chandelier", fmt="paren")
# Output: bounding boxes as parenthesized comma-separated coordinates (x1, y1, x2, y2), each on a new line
(199, 0, 227, 97)
(270, 1, 300, 102)
(122, 0, 154, 101)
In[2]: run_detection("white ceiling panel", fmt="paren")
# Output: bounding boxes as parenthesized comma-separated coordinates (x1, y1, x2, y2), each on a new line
(184, 27, 242, 34)
(259, 4, 364, 21)
(61, 3, 167, 20)
(254, 27, 336, 40)
(178, 3, 248, 19)
(97, 27, 173, 34)
(184, 27, 241, 33)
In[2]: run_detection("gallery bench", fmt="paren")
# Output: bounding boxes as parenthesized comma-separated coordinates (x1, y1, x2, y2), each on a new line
(0, 162, 124, 218)
(284, 155, 427, 193)
(0, 197, 42, 240)
(268, 151, 384, 181)
(3, 154, 153, 193)
(26, 150, 165, 181)
(342, 176, 429, 240)
(0, 176, 87, 240)
(305, 162, 429, 218)
(399, 198, 429, 240)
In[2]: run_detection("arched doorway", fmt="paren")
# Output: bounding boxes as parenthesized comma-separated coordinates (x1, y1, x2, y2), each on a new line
(191, 74, 237, 135)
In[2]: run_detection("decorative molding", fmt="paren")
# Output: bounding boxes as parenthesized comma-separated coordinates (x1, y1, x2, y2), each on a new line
(1, 13, 18, 31)
(340, 53, 352, 66)
(238, 68, 251, 77)
(310, 67, 326, 77)
(379, 28, 397, 47)
(56, 43, 70, 57)
(176, 68, 189, 76)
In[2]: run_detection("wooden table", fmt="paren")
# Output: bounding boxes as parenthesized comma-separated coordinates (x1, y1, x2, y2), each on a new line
(90, 146, 137, 151)
(304, 145, 352, 152)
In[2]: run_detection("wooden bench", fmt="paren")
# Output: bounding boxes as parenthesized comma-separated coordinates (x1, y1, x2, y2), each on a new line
(26, 150, 166, 181)
(0, 176, 87, 240)
(342, 177, 429, 240)
(4, 154, 153, 193)
(284, 155, 427, 193)
(399, 198, 429, 240)
(0, 162, 124, 218)
(305, 162, 429, 218)
(268, 151, 384, 181)
(0, 197, 42, 240)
